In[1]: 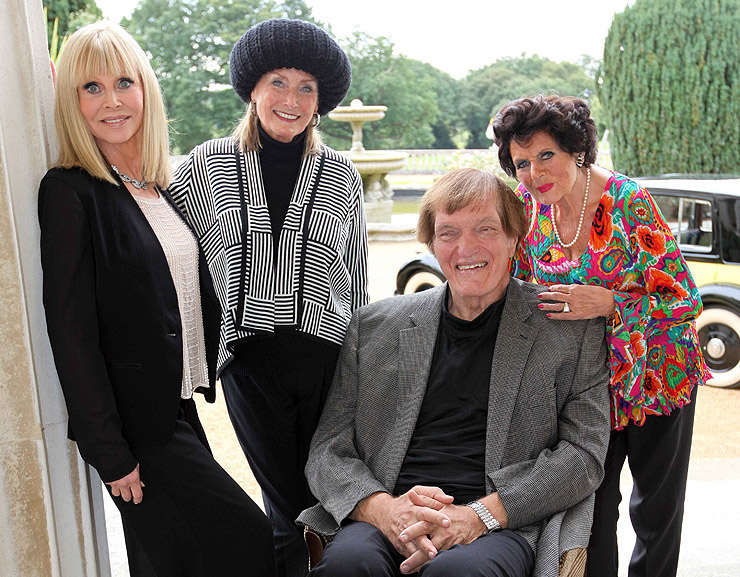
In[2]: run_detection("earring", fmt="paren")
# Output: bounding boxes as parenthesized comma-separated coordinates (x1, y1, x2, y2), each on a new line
(250, 100, 257, 113)
(575, 153, 585, 167)
(311, 113, 321, 128)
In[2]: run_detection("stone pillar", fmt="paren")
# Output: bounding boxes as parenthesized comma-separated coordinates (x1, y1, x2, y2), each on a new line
(0, 1, 110, 575)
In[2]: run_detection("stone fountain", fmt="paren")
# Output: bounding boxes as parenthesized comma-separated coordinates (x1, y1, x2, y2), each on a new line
(328, 99, 408, 223)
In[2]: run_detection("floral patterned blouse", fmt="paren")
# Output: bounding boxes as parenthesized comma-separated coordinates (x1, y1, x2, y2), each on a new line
(511, 172, 710, 429)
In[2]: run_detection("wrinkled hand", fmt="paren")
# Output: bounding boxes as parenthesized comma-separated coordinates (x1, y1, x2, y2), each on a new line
(398, 499, 484, 574)
(350, 487, 453, 570)
(107, 464, 144, 504)
(539, 283, 615, 320)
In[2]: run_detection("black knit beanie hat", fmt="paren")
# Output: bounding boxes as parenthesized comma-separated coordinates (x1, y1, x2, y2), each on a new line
(229, 18, 352, 116)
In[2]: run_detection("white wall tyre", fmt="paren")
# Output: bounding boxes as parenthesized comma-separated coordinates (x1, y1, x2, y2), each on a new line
(697, 306, 740, 389)
(403, 271, 443, 294)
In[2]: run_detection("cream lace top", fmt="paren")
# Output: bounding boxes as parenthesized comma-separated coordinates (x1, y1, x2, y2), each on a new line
(133, 193, 209, 399)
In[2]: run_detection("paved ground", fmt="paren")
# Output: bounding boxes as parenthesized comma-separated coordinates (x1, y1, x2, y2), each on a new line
(104, 233, 740, 576)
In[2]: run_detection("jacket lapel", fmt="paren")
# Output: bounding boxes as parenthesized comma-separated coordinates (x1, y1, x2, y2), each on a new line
(113, 182, 179, 314)
(237, 149, 320, 331)
(284, 152, 319, 225)
(160, 187, 188, 223)
(380, 284, 446, 488)
(276, 152, 318, 256)
(161, 188, 220, 310)
(485, 279, 536, 479)
(237, 150, 275, 330)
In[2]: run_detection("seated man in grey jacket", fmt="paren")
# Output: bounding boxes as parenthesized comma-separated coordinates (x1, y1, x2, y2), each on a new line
(298, 169, 610, 577)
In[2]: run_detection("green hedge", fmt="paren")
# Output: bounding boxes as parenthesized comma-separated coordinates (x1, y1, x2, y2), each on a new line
(599, 0, 740, 175)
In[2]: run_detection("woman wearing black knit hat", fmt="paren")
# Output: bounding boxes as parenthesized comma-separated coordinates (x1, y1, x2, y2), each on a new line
(170, 18, 369, 577)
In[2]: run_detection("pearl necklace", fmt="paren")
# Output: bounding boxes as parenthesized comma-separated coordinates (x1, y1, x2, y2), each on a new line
(111, 165, 148, 190)
(552, 166, 590, 249)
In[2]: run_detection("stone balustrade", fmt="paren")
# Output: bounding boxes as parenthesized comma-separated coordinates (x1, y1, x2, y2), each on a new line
(397, 148, 500, 174)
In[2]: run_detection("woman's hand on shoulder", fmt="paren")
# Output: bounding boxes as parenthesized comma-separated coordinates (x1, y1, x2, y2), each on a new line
(107, 463, 145, 504)
(538, 284, 615, 321)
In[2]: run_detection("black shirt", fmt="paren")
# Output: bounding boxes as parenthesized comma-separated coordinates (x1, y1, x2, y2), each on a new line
(257, 123, 305, 243)
(394, 289, 506, 503)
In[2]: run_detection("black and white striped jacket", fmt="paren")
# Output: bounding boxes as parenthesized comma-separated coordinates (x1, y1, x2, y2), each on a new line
(170, 137, 369, 372)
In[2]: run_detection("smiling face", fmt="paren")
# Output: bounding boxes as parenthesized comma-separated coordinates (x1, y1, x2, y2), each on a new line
(509, 131, 582, 206)
(432, 200, 516, 320)
(78, 73, 144, 158)
(251, 68, 319, 143)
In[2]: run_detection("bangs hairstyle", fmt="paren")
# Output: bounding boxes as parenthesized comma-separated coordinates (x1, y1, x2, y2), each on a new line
(417, 168, 527, 252)
(54, 22, 171, 187)
(231, 100, 323, 156)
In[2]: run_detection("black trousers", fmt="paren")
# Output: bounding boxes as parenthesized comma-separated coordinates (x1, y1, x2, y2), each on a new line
(311, 521, 534, 577)
(220, 357, 336, 577)
(109, 400, 276, 577)
(586, 385, 698, 577)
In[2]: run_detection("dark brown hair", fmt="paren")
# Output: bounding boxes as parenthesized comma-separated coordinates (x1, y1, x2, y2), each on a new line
(493, 95, 598, 177)
(417, 168, 527, 251)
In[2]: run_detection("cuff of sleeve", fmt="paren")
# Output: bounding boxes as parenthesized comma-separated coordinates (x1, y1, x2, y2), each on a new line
(96, 453, 139, 484)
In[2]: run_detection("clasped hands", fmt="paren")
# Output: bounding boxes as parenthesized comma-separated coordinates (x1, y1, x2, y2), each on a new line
(351, 486, 489, 574)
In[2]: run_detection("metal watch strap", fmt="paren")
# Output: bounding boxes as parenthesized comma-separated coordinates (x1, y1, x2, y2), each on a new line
(466, 500, 501, 533)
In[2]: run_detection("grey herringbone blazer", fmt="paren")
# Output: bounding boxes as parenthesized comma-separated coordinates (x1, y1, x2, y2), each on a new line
(298, 278, 610, 577)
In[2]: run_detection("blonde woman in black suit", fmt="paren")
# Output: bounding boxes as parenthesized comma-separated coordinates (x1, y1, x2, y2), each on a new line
(38, 22, 274, 577)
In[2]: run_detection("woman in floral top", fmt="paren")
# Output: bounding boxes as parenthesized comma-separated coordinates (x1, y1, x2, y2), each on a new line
(493, 95, 709, 577)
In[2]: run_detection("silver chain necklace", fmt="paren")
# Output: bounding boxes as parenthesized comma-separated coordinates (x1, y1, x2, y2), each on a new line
(111, 165, 149, 190)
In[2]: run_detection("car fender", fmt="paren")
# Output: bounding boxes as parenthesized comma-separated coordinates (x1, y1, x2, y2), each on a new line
(698, 283, 740, 313)
(395, 253, 445, 295)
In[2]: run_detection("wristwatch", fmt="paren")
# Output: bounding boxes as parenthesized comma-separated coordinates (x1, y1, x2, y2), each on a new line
(466, 500, 502, 533)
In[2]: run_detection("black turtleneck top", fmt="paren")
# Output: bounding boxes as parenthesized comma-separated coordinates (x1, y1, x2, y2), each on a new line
(257, 123, 306, 245)
(394, 289, 506, 503)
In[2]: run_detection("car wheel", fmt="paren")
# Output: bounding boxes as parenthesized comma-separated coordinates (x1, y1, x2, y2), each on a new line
(403, 271, 443, 294)
(697, 306, 740, 389)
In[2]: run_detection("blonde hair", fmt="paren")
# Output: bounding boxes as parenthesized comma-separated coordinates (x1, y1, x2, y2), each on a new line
(54, 22, 171, 187)
(417, 168, 528, 252)
(231, 100, 323, 155)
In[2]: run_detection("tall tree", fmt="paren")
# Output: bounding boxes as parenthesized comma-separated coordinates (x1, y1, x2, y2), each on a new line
(124, 0, 318, 153)
(43, 0, 102, 43)
(320, 32, 441, 151)
(460, 55, 597, 149)
(404, 59, 466, 149)
(600, 0, 740, 175)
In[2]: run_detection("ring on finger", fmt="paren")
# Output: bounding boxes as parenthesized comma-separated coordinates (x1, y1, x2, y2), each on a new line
(562, 302, 570, 313)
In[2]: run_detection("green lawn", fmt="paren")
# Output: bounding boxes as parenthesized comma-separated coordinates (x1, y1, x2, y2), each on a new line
(392, 198, 422, 215)
(386, 173, 438, 188)
(387, 172, 519, 216)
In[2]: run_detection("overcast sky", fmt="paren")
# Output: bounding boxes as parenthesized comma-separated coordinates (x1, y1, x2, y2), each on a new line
(95, 0, 635, 78)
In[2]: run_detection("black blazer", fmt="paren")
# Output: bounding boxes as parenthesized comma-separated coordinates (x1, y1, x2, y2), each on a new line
(38, 167, 220, 483)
